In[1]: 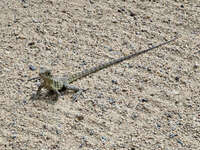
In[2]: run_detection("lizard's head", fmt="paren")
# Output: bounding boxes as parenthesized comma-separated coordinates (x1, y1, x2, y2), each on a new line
(39, 67, 53, 78)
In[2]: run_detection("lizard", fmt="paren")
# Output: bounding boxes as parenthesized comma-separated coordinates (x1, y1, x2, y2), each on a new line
(34, 37, 177, 101)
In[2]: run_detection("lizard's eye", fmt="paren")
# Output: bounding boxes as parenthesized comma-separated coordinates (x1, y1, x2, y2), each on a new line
(46, 71, 51, 76)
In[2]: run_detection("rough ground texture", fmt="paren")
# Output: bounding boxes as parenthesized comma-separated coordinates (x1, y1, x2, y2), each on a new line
(0, 0, 200, 149)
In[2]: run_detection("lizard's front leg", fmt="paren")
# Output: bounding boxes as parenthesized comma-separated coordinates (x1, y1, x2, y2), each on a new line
(31, 84, 43, 100)
(36, 85, 43, 96)
(54, 89, 62, 100)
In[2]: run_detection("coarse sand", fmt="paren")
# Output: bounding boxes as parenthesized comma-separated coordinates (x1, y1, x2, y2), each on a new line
(0, 0, 199, 149)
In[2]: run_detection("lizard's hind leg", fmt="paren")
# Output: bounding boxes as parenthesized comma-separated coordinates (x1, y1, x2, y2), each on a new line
(64, 84, 84, 102)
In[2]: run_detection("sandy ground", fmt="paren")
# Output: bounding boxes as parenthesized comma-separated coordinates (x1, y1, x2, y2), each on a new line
(0, 0, 200, 149)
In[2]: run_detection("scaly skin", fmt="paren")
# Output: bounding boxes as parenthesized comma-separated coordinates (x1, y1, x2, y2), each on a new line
(35, 37, 177, 101)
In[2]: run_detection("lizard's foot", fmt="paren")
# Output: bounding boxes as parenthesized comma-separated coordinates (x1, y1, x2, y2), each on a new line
(71, 89, 83, 102)
(72, 88, 88, 102)
(54, 90, 63, 100)
(72, 90, 82, 102)
(63, 84, 88, 102)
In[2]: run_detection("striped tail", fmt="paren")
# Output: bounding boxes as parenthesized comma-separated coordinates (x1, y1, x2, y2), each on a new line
(67, 37, 177, 83)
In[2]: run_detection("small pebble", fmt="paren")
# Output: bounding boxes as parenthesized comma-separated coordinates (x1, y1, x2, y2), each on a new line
(22, 99, 27, 105)
(97, 93, 103, 98)
(147, 68, 151, 72)
(193, 64, 199, 69)
(165, 112, 172, 118)
(28, 41, 35, 46)
(29, 65, 36, 71)
(169, 133, 177, 138)
(131, 113, 138, 120)
(112, 88, 118, 93)
(128, 64, 134, 68)
(129, 11, 136, 17)
(43, 125, 47, 129)
(101, 136, 107, 143)
(75, 115, 84, 121)
(118, 8, 125, 13)
(177, 139, 183, 146)
(175, 76, 180, 81)
(55, 129, 60, 135)
(23, 4, 29, 8)
(122, 89, 127, 92)
(108, 48, 113, 51)
(108, 98, 116, 105)
(79, 143, 84, 148)
(89, 129, 94, 136)
(111, 80, 118, 84)
(11, 135, 17, 139)
(156, 123, 161, 129)
(140, 98, 148, 102)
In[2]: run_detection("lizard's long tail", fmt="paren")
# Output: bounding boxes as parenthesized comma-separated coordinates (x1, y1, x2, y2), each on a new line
(68, 37, 178, 83)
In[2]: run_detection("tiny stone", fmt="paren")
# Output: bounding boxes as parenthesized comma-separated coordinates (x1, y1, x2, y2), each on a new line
(122, 89, 127, 92)
(111, 80, 118, 84)
(165, 112, 172, 118)
(175, 76, 180, 81)
(177, 139, 183, 146)
(169, 133, 177, 138)
(22, 99, 27, 105)
(28, 41, 35, 46)
(101, 136, 107, 142)
(56, 129, 60, 135)
(29, 65, 36, 71)
(175, 101, 179, 105)
(176, 122, 182, 126)
(23, 4, 29, 8)
(129, 11, 136, 17)
(112, 88, 118, 93)
(128, 64, 134, 68)
(108, 48, 113, 51)
(156, 123, 161, 129)
(147, 68, 151, 72)
(79, 143, 84, 148)
(140, 98, 148, 102)
(76, 115, 84, 121)
(11, 135, 16, 139)
(43, 125, 47, 129)
(89, 0, 94, 4)
(108, 98, 115, 105)
(80, 60, 87, 66)
(89, 129, 94, 135)
(193, 64, 199, 69)
(150, 93, 154, 96)
(117, 8, 125, 13)
(97, 93, 103, 98)
(131, 113, 138, 120)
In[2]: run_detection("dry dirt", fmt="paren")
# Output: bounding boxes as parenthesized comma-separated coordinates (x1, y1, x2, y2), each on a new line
(0, 0, 200, 149)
